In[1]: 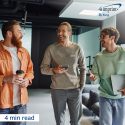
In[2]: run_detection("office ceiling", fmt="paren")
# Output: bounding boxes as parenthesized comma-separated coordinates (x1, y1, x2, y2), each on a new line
(0, 0, 102, 28)
(60, 0, 125, 20)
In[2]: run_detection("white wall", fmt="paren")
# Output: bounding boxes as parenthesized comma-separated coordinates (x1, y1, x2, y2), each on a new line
(78, 28, 100, 71)
(0, 25, 32, 55)
(102, 15, 116, 28)
(22, 27, 32, 55)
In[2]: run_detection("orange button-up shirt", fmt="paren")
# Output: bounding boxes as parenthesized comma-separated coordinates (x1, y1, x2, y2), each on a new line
(0, 42, 34, 108)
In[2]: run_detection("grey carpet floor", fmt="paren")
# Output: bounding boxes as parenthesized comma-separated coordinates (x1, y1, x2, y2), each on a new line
(27, 89, 95, 125)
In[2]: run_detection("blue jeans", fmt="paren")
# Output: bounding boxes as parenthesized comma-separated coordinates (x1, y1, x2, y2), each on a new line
(99, 97, 125, 125)
(0, 104, 27, 125)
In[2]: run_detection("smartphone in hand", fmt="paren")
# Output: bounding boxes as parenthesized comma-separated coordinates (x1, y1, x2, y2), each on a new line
(61, 65, 69, 70)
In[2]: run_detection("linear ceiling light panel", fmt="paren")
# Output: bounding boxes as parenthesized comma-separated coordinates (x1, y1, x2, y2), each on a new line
(59, 0, 125, 20)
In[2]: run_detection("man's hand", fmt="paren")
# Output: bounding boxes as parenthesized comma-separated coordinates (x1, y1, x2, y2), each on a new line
(53, 65, 68, 74)
(3, 75, 23, 85)
(20, 78, 29, 88)
(3, 75, 29, 87)
(118, 88, 125, 95)
(89, 71, 96, 81)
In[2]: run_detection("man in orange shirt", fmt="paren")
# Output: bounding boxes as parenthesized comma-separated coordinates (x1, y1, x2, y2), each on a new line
(0, 20, 34, 125)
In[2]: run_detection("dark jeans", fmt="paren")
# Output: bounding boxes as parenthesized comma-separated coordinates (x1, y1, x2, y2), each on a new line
(0, 104, 27, 125)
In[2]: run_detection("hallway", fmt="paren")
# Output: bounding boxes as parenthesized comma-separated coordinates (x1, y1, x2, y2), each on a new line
(27, 89, 94, 125)
(27, 89, 70, 125)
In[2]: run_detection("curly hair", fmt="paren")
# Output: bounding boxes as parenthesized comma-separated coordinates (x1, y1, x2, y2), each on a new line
(101, 27, 120, 43)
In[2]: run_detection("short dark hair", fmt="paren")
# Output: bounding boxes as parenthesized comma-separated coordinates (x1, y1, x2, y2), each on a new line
(101, 27, 120, 43)
(2, 20, 20, 38)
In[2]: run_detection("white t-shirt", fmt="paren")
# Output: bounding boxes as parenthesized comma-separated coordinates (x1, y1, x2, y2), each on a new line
(4, 45, 21, 106)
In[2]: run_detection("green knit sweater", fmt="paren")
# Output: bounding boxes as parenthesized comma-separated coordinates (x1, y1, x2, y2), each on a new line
(92, 46, 125, 99)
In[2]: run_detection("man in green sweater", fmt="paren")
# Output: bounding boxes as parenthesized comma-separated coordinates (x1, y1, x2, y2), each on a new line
(90, 27, 125, 125)
(40, 22, 86, 125)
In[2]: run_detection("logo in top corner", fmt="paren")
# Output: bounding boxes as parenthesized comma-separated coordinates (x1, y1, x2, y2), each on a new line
(98, 3, 122, 17)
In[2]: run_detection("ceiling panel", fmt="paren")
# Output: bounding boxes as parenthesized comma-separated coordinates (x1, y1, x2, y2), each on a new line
(59, 0, 125, 20)
(0, 0, 102, 27)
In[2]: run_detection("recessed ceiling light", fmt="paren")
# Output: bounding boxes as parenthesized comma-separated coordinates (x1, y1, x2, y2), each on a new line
(79, 10, 101, 16)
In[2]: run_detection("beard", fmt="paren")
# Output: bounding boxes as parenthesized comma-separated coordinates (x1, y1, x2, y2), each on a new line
(11, 35, 22, 48)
